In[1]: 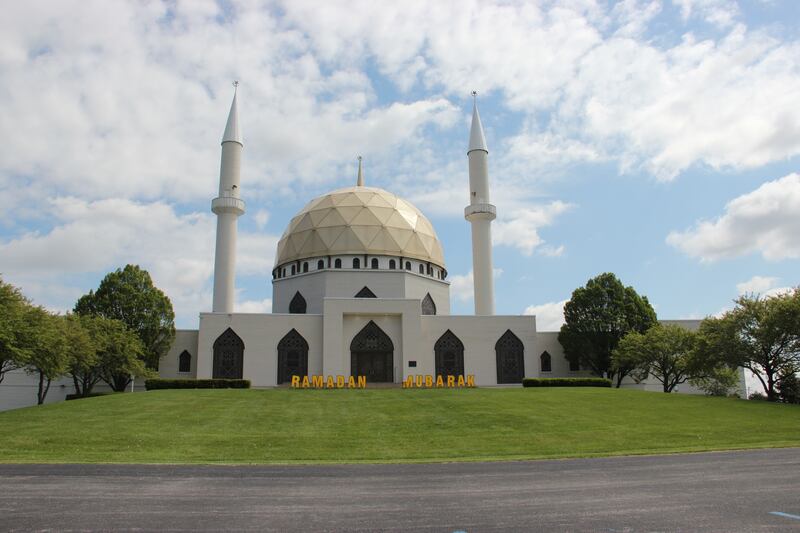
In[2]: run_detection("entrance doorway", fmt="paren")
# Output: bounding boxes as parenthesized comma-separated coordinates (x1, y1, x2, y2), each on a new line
(350, 321, 394, 383)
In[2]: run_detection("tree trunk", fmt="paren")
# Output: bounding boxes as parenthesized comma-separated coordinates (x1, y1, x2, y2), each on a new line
(37, 371, 51, 405)
(111, 373, 131, 392)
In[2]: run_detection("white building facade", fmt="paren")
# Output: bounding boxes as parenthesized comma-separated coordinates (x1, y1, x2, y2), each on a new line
(157, 88, 743, 394)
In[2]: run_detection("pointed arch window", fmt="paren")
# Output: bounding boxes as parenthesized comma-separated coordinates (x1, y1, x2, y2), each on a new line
(405, 261, 411, 271)
(302, 262, 309, 273)
(213, 328, 244, 379)
(178, 350, 191, 373)
(540, 351, 552, 373)
(277, 329, 308, 385)
(355, 286, 377, 298)
(389, 259, 396, 270)
(291, 265, 296, 275)
(353, 258, 360, 269)
(495, 330, 524, 384)
(435, 330, 464, 378)
(421, 293, 436, 315)
(335, 258, 342, 268)
(317, 259, 324, 270)
(371, 258, 379, 269)
(418, 264, 424, 274)
(289, 292, 307, 314)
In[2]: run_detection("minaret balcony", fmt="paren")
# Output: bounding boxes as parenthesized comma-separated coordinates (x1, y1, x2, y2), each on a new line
(464, 203, 496, 221)
(212, 196, 246, 216)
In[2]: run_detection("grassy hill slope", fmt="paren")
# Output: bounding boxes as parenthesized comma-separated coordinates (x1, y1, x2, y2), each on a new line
(0, 388, 798, 464)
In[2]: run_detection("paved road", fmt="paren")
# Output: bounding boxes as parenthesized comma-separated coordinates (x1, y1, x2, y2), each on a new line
(1, 449, 799, 532)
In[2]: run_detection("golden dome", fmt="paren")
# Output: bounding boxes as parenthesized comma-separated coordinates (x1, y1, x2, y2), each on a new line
(275, 186, 445, 267)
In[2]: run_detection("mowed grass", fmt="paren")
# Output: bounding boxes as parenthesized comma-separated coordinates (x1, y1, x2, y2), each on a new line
(0, 388, 798, 464)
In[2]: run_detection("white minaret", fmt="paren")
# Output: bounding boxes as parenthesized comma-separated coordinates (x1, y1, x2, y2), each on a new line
(465, 92, 496, 315)
(211, 82, 245, 313)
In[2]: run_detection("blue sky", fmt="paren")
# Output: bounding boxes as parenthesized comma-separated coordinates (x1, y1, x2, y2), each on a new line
(1, 0, 799, 330)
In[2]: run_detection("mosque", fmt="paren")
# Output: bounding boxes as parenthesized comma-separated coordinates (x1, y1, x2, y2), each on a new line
(157, 87, 720, 391)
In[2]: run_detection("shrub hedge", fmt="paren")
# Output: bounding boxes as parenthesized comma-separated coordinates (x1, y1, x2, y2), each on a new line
(65, 392, 118, 401)
(145, 378, 251, 390)
(522, 377, 612, 388)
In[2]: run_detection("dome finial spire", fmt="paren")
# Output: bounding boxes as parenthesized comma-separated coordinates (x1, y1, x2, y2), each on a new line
(356, 155, 364, 187)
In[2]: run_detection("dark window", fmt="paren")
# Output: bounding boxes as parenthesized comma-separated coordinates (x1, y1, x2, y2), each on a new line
(426, 264, 432, 275)
(421, 293, 436, 315)
(335, 258, 342, 268)
(289, 292, 307, 314)
(282, 268, 286, 277)
(418, 264, 424, 274)
(495, 330, 524, 384)
(291, 265, 296, 275)
(355, 286, 377, 298)
(277, 329, 309, 385)
(353, 258, 360, 269)
(435, 330, 465, 378)
(317, 259, 324, 270)
(371, 258, 379, 269)
(350, 320, 394, 383)
(178, 350, 191, 373)
(569, 358, 580, 372)
(540, 351, 552, 372)
(213, 328, 244, 379)
(408, 360, 417, 368)
(405, 261, 411, 270)
(389, 259, 396, 269)
(302, 262, 309, 273)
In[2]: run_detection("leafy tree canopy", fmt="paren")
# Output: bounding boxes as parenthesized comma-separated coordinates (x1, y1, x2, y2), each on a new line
(697, 290, 800, 401)
(75, 265, 175, 370)
(0, 277, 33, 383)
(558, 272, 657, 386)
(613, 324, 719, 393)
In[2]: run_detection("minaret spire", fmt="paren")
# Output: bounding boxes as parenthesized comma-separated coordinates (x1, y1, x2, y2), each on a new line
(356, 155, 364, 187)
(464, 91, 496, 315)
(222, 80, 242, 145)
(211, 81, 246, 313)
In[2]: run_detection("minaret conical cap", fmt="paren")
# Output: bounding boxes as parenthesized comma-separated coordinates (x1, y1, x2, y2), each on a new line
(222, 81, 242, 145)
(468, 93, 488, 154)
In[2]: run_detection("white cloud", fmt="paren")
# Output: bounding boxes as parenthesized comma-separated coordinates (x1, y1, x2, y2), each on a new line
(494, 201, 573, 256)
(667, 173, 800, 261)
(237, 298, 273, 313)
(736, 275, 792, 297)
(673, 0, 741, 28)
(448, 268, 503, 304)
(0, 197, 277, 325)
(524, 299, 568, 331)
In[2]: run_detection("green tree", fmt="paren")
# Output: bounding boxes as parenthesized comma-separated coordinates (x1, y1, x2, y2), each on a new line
(697, 290, 800, 402)
(93, 317, 149, 392)
(67, 314, 101, 397)
(25, 308, 70, 405)
(613, 324, 716, 393)
(558, 273, 658, 387)
(0, 278, 33, 384)
(777, 370, 799, 404)
(74, 265, 175, 370)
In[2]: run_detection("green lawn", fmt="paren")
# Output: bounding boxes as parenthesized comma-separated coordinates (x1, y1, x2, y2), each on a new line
(0, 388, 798, 464)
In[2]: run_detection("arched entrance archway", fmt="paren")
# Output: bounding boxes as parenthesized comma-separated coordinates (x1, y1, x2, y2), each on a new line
(213, 328, 244, 379)
(277, 329, 308, 384)
(435, 330, 464, 377)
(350, 321, 394, 383)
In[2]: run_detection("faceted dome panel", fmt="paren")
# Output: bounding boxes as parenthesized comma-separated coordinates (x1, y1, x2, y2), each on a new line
(275, 186, 445, 267)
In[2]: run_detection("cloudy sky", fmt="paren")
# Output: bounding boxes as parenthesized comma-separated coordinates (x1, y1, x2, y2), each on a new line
(1, 0, 799, 329)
